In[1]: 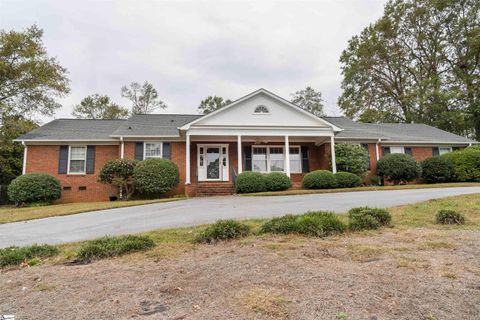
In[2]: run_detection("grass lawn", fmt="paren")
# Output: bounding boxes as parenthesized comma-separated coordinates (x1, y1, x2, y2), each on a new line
(244, 182, 480, 196)
(0, 197, 185, 224)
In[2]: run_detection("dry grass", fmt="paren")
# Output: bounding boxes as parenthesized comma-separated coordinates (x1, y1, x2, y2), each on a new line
(239, 287, 290, 318)
(0, 197, 185, 224)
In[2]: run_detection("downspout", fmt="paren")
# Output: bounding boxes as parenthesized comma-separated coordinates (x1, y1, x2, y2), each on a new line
(375, 138, 381, 161)
(120, 136, 124, 159)
(22, 141, 27, 175)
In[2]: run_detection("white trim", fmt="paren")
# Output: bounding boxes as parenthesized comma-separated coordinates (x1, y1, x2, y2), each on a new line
(284, 136, 290, 177)
(330, 136, 337, 173)
(251, 145, 302, 174)
(185, 133, 191, 184)
(438, 146, 453, 155)
(185, 127, 334, 137)
(22, 142, 27, 175)
(143, 141, 163, 159)
(120, 137, 124, 159)
(197, 144, 229, 181)
(67, 145, 87, 175)
(375, 139, 380, 161)
(237, 135, 242, 174)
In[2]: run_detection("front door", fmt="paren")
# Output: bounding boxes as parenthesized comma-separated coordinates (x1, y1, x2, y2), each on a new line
(198, 144, 229, 181)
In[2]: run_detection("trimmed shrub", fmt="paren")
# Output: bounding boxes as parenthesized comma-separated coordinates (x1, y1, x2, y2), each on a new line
(98, 159, 137, 199)
(0, 244, 59, 267)
(348, 214, 380, 231)
(236, 171, 266, 193)
(263, 172, 292, 191)
(260, 214, 300, 234)
(301, 170, 336, 189)
(76, 235, 155, 263)
(442, 147, 480, 182)
(348, 207, 391, 230)
(435, 209, 465, 225)
(195, 219, 250, 243)
(421, 156, 454, 184)
(334, 172, 363, 188)
(335, 143, 369, 176)
(377, 153, 421, 184)
(8, 173, 61, 205)
(134, 159, 179, 196)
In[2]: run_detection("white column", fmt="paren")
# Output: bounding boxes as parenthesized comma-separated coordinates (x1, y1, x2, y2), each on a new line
(284, 135, 290, 177)
(22, 142, 27, 175)
(185, 133, 191, 184)
(375, 139, 380, 161)
(237, 135, 242, 174)
(330, 135, 337, 173)
(120, 137, 125, 159)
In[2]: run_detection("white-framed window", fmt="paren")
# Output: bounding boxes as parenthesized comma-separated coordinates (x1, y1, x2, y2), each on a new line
(251, 146, 302, 173)
(68, 146, 87, 174)
(390, 146, 405, 154)
(254, 105, 270, 114)
(439, 147, 452, 155)
(144, 142, 163, 159)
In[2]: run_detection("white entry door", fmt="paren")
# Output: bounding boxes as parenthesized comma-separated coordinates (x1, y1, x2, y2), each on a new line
(198, 144, 229, 181)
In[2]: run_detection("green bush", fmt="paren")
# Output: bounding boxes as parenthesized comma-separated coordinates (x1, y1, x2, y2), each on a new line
(442, 147, 480, 182)
(8, 173, 61, 205)
(377, 153, 421, 184)
(133, 159, 179, 196)
(335, 143, 369, 176)
(76, 235, 155, 263)
(421, 156, 454, 183)
(301, 170, 336, 189)
(347, 207, 391, 230)
(348, 214, 380, 231)
(236, 171, 266, 193)
(334, 172, 363, 188)
(0, 244, 59, 267)
(195, 220, 250, 243)
(98, 159, 137, 199)
(435, 209, 465, 225)
(263, 172, 292, 191)
(260, 211, 346, 237)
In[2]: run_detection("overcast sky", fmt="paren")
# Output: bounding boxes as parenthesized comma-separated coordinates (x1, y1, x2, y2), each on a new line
(1, 0, 387, 123)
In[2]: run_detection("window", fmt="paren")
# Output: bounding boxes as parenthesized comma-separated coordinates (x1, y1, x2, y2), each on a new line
(251, 146, 302, 173)
(254, 105, 269, 114)
(289, 147, 302, 173)
(252, 147, 267, 172)
(144, 142, 163, 159)
(68, 146, 86, 174)
(439, 147, 452, 155)
(390, 146, 404, 154)
(269, 147, 284, 172)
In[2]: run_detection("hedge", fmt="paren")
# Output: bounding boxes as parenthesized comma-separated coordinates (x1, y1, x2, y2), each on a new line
(377, 153, 421, 184)
(8, 173, 61, 205)
(335, 143, 369, 176)
(195, 220, 250, 243)
(263, 172, 292, 191)
(301, 170, 336, 189)
(236, 171, 266, 193)
(133, 159, 179, 196)
(421, 156, 454, 183)
(334, 172, 362, 188)
(442, 147, 480, 182)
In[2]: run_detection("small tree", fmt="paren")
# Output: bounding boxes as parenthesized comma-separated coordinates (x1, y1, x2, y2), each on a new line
(121, 81, 167, 114)
(98, 159, 137, 200)
(72, 94, 129, 119)
(377, 153, 421, 185)
(198, 96, 231, 114)
(335, 143, 369, 176)
(291, 86, 325, 117)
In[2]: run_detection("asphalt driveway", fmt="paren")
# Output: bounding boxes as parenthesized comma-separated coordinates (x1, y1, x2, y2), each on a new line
(1, 187, 479, 248)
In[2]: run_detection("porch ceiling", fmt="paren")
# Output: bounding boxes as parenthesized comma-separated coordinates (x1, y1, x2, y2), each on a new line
(189, 135, 330, 144)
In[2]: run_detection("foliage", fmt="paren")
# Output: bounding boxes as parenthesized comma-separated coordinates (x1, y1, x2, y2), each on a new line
(133, 159, 179, 195)
(0, 25, 69, 117)
(442, 147, 480, 182)
(0, 244, 59, 267)
(195, 220, 250, 243)
(421, 156, 454, 183)
(435, 209, 465, 225)
(338, 0, 480, 139)
(334, 172, 363, 188)
(377, 153, 421, 184)
(301, 170, 336, 189)
(335, 143, 369, 175)
(98, 159, 137, 200)
(348, 214, 380, 231)
(260, 211, 346, 237)
(348, 207, 391, 230)
(236, 171, 266, 193)
(72, 94, 129, 119)
(290, 86, 325, 117)
(198, 95, 232, 114)
(121, 81, 167, 114)
(263, 172, 292, 191)
(8, 173, 61, 204)
(76, 235, 155, 263)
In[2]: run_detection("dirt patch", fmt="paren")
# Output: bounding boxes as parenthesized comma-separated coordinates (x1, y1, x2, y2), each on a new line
(1, 228, 479, 320)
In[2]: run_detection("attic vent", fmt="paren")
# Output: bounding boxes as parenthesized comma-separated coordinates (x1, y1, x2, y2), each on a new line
(254, 105, 269, 114)
(128, 126, 132, 130)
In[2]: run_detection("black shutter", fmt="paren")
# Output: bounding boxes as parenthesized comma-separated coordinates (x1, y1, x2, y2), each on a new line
(86, 146, 96, 174)
(162, 142, 171, 160)
(244, 145, 252, 171)
(301, 146, 309, 173)
(404, 147, 412, 156)
(432, 147, 440, 156)
(58, 145, 69, 174)
(383, 147, 391, 155)
(135, 142, 144, 160)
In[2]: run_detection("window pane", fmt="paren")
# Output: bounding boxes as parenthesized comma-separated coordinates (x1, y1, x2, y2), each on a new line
(70, 147, 86, 160)
(390, 146, 404, 154)
(270, 147, 284, 172)
(252, 147, 267, 172)
(69, 160, 85, 173)
(439, 147, 452, 155)
(289, 148, 302, 173)
(145, 143, 162, 158)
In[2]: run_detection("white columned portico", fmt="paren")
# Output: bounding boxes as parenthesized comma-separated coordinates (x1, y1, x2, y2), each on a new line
(237, 135, 242, 174)
(185, 133, 191, 184)
(284, 135, 290, 177)
(330, 135, 337, 173)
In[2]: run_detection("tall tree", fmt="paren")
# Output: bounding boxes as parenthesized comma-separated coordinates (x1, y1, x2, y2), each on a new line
(198, 96, 231, 114)
(291, 87, 325, 117)
(0, 25, 70, 117)
(121, 81, 167, 114)
(339, 0, 480, 139)
(72, 94, 129, 119)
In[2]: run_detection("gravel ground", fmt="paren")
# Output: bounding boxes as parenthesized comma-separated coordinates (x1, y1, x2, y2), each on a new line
(1, 228, 479, 320)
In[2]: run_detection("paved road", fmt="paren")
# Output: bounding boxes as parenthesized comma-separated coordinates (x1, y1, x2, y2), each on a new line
(1, 187, 479, 248)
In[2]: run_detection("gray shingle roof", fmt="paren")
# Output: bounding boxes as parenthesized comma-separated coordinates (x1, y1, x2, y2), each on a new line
(323, 117, 475, 143)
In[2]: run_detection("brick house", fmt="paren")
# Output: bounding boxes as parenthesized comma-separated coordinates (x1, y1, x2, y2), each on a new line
(16, 89, 476, 202)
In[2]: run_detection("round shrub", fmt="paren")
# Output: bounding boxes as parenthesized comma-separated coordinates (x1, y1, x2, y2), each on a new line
(8, 173, 61, 205)
(133, 158, 179, 195)
(435, 209, 465, 225)
(348, 214, 380, 231)
(421, 156, 454, 184)
(263, 172, 292, 191)
(260, 214, 299, 234)
(236, 171, 266, 193)
(377, 153, 421, 184)
(334, 172, 363, 188)
(195, 220, 250, 243)
(98, 159, 137, 199)
(335, 143, 369, 176)
(301, 170, 336, 189)
(442, 147, 480, 182)
(348, 207, 391, 230)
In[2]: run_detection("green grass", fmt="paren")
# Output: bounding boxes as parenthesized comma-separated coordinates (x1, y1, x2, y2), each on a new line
(0, 244, 59, 267)
(244, 182, 480, 197)
(0, 197, 186, 224)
